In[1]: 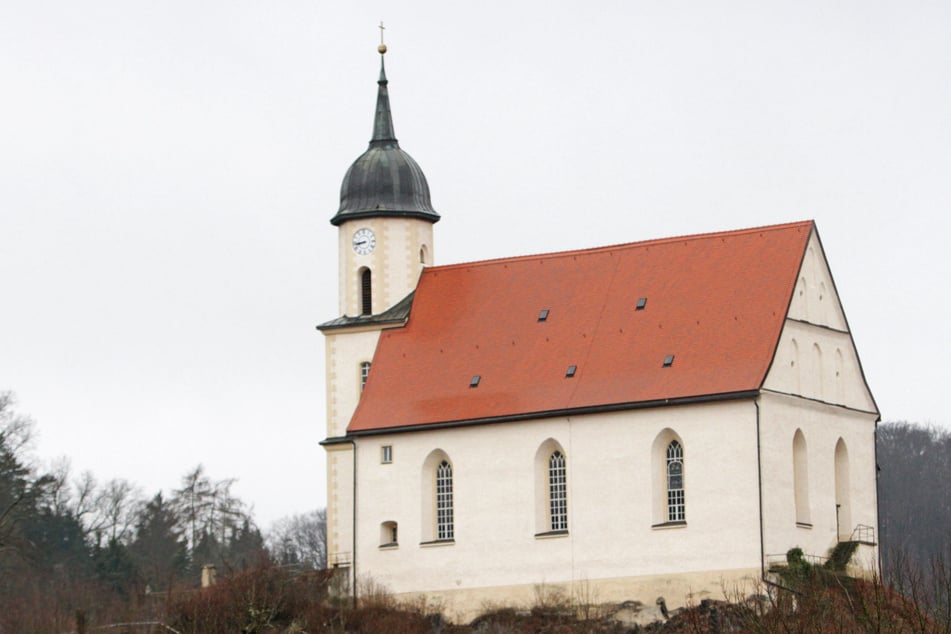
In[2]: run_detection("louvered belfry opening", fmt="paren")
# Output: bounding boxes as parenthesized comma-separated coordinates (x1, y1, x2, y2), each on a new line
(360, 268, 372, 315)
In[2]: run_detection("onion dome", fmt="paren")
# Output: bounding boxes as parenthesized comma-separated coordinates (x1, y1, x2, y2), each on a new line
(331, 49, 440, 226)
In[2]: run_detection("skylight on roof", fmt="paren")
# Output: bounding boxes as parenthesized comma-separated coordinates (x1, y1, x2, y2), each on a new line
(566, 365, 577, 378)
(470, 375, 481, 388)
(663, 355, 674, 367)
(636, 297, 647, 310)
(538, 309, 550, 322)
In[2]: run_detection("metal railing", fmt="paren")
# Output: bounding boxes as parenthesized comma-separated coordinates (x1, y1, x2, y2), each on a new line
(329, 551, 352, 567)
(847, 524, 876, 545)
(766, 552, 829, 570)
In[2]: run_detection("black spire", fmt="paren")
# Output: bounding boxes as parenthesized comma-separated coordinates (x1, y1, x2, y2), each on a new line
(332, 44, 439, 227)
(370, 57, 397, 148)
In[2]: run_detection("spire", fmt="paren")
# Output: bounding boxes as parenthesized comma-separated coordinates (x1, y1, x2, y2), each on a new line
(370, 53, 397, 148)
(332, 32, 439, 226)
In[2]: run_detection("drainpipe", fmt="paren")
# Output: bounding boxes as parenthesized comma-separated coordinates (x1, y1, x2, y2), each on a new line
(351, 438, 358, 607)
(835, 504, 841, 542)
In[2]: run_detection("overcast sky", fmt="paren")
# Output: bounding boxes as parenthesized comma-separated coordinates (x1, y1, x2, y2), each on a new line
(1, 1, 948, 528)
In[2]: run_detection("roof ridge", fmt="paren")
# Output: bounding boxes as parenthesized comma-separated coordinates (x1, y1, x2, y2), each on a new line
(430, 220, 814, 272)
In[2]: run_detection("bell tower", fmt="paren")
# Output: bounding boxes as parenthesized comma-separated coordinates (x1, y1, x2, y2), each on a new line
(319, 38, 439, 578)
(331, 39, 439, 318)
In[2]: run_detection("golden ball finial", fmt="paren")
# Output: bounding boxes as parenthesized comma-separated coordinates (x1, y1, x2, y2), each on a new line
(378, 43, 387, 54)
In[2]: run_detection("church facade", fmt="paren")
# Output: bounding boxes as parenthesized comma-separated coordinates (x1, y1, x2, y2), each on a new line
(320, 48, 879, 621)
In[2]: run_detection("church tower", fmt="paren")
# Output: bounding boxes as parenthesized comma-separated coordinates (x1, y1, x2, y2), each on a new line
(320, 41, 439, 575)
(331, 42, 439, 318)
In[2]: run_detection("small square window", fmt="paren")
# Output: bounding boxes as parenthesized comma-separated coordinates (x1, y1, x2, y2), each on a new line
(538, 309, 550, 322)
(663, 355, 675, 367)
(381, 445, 393, 464)
(636, 297, 647, 310)
(566, 365, 577, 377)
(470, 375, 481, 388)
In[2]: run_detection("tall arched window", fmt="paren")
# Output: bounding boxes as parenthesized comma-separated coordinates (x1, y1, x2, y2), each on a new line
(435, 460, 454, 540)
(812, 343, 824, 399)
(666, 441, 685, 522)
(548, 451, 567, 531)
(793, 429, 811, 525)
(360, 268, 372, 315)
(834, 438, 851, 540)
(834, 348, 845, 402)
(790, 338, 801, 393)
(421, 450, 454, 543)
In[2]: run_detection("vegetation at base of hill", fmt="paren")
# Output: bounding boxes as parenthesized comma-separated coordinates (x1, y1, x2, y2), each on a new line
(24, 558, 951, 633)
(3, 390, 951, 632)
(0, 392, 326, 632)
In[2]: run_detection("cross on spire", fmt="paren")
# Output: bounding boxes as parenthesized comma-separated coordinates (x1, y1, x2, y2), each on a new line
(378, 21, 387, 54)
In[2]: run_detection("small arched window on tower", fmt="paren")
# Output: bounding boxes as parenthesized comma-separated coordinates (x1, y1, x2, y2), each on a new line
(360, 267, 372, 316)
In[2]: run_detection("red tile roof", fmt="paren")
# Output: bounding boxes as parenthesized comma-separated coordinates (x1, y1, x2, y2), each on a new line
(348, 221, 813, 433)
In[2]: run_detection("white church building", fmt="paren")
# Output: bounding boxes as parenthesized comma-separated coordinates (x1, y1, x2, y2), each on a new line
(319, 46, 880, 620)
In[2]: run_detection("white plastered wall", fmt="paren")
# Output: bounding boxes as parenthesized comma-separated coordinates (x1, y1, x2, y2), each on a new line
(337, 217, 433, 317)
(757, 393, 878, 572)
(352, 399, 763, 620)
(760, 230, 879, 573)
(324, 326, 385, 570)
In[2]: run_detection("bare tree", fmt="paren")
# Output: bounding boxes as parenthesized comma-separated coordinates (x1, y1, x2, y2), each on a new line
(171, 464, 248, 551)
(0, 392, 38, 555)
(94, 478, 143, 544)
(267, 509, 327, 569)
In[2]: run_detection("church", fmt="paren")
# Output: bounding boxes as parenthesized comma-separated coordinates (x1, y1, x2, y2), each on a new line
(319, 44, 880, 621)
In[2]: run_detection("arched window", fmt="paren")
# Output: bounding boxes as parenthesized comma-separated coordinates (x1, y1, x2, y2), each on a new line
(419, 244, 429, 265)
(793, 429, 811, 525)
(421, 450, 454, 543)
(666, 441, 685, 522)
(360, 268, 372, 315)
(379, 521, 398, 547)
(799, 276, 809, 321)
(534, 439, 568, 535)
(834, 349, 845, 402)
(835, 438, 851, 540)
(436, 460, 454, 540)
(811, 343, 824, 399)
(548, 451, 567, 531)
(790, 338, 801, 393)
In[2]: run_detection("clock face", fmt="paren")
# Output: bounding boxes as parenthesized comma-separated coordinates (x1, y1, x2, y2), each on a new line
(352, 228, 376, 255)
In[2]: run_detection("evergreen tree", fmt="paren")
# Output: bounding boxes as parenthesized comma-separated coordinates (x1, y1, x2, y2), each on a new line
(129, 492, 188, 591)
(226, 517, 267, 570)
(93, 536, 140, 596)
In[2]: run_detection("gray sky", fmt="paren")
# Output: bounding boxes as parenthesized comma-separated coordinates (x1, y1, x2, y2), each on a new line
(1, 1, 948, 528)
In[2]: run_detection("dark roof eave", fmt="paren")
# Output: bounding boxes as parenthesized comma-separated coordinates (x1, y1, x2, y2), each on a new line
(342, 389, 762, 438)
(317, 291, 416, 332)
(330, 208, 440, 226)
(317, 315, 407, 332)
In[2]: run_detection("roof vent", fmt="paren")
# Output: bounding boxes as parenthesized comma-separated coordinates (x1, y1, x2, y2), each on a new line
(566, 365, 577, 378)
(663, 355, 674, 367)
(636, 297, 647, 310)
(538, 309, 550, 322)
(470, 375, 481, 388)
